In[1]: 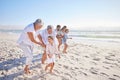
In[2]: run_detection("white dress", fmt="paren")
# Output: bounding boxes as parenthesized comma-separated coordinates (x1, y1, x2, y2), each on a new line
(46, 43, 59, 64)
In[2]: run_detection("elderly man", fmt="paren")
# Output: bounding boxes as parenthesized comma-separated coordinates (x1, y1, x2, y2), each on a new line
(37, 25, 57, 64)
(17, 19, 44, 74)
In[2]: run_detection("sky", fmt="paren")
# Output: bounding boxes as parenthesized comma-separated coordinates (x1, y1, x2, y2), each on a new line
(0, 0, 120, 30)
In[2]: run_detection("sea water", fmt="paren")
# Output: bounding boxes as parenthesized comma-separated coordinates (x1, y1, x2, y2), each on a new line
(0, 29, 120, 43)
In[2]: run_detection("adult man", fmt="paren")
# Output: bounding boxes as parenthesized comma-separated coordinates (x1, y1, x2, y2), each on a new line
(17, 19, 44, 74)
(37, 25, 57, 64)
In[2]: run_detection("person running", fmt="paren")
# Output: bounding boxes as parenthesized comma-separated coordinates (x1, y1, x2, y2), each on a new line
(62, 29, 72, 53)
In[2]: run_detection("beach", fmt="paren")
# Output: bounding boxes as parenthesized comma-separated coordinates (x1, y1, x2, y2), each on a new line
(0, 32, 120, 80)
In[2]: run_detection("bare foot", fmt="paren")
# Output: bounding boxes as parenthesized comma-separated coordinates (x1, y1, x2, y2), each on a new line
(24, 68, 31, 74)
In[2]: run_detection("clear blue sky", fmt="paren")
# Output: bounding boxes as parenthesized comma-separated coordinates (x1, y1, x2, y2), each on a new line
(0, 0, 120, 29)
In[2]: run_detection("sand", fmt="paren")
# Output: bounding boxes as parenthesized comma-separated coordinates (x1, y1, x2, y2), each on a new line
(0, 33, 120, 80)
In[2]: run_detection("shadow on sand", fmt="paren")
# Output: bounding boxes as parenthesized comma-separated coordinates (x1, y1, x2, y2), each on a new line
(0, 54, 43, 80)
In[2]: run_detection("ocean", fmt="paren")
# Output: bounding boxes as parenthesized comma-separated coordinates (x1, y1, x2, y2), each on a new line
(0, 29, 120, 43)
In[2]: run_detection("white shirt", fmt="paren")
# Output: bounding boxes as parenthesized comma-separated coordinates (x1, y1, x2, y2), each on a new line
(46, 43, 59, 55)
(39, 29, 57, 45)
(46, 42, 59, 63)
(17, 23, 36, 46)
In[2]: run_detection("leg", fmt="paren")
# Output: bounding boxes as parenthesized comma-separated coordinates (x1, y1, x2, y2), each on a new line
(63, 43, 68, 53)
(45, 63, 51, 71)
(20, 44, 33, 74)
(41, 51, 47, 64)
(24, 65, 29, 74)
(50, 63, 54, 73)
(58, 38, 62, 51)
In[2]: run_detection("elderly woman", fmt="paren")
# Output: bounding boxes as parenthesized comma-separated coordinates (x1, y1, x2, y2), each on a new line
(17, 19, 44, 74)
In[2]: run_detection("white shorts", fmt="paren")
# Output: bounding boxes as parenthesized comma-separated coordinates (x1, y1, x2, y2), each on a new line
(46, 54, 55, 64)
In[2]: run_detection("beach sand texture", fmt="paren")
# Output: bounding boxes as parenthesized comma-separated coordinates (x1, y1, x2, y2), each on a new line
(0, 33, 120, 80)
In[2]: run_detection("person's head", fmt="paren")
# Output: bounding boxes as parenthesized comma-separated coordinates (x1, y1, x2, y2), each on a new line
(47, 25, 53, 34)
(48, 36, 54, 44)
(56, 25, 61, 31)
(65, 29, 69, 33)
(61, 26, 67, 32)
(34, 19, 43, 30)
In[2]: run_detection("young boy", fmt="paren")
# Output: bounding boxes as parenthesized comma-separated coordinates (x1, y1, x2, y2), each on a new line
(62, 29, 72, 53)
(45, 36, 60, 73)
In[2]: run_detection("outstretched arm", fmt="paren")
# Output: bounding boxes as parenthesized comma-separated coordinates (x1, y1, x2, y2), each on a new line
(27, 32, 42, 46)
(37, 34, 46, 47)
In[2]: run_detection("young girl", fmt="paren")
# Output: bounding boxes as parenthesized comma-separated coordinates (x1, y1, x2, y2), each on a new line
(62, 29, 72, 53)
(58, 26, 67, 51)
(45, 36, 60, 73)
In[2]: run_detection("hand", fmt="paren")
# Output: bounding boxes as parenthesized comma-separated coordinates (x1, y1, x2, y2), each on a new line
(41, 44, 46, 48)
(38, 42, 45, 48)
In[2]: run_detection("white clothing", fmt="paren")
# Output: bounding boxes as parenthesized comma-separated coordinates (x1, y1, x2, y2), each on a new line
(55, 29, 61, 36)
(17, 23, 38, 65)
(39, 29, 58, 45)
(19, 42, 33, 65)
(46, 43, 59, 64)
(17, 23, 36, 47)
(60, 31, 65, 36)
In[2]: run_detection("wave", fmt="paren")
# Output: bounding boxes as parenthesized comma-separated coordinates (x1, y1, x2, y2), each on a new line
(0, 29, 120, 43)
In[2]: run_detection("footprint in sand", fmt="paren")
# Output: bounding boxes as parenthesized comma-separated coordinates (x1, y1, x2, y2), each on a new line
(64, 73, 72, 78)
(117, 58, 120, 63)
(75, 58, 79, 61)
(71, 71, 77, 76)
(90, 61, 97, 65)
(54, 69, 60, 74)
(103, 66, 110, 70)
(63, 65, 69, 69)
(113, 74, 120, 79)
(89, 67, 99, 75)
(100, 72, 109, 77)
(93, 57, 101, 61)
(108, 77, 116, 80)
(79, 70, 88, 76)
(74, 67, 79, 70)
(58, 63, 62, 66)
(84, 55, 89, 58)
(105, 56, 116, 61)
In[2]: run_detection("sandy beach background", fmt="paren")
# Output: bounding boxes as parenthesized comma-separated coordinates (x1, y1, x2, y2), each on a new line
(0, 30, 120, 80)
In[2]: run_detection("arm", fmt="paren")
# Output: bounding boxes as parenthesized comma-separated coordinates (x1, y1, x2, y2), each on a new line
(66, 34, 72, 39)
(27, 32, 42, 45)
(68, 37, 72, 39)
(37, 34, 46, 47)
